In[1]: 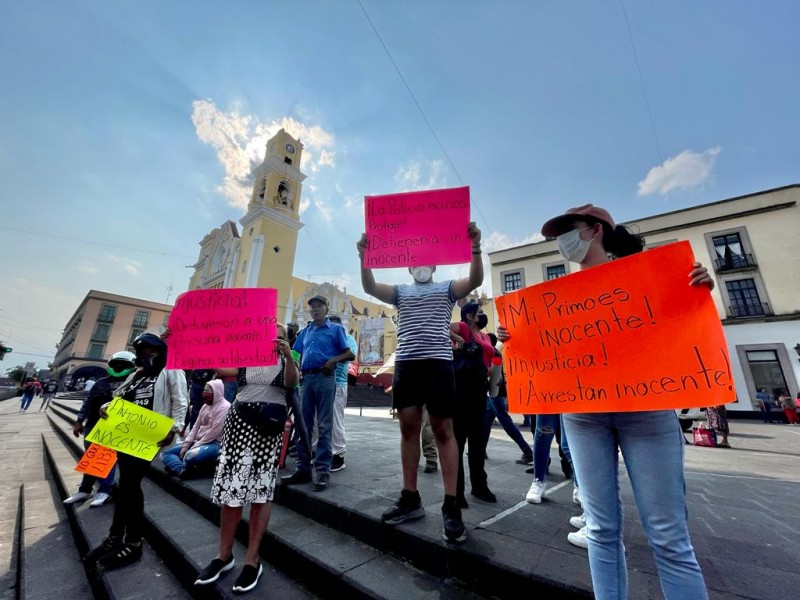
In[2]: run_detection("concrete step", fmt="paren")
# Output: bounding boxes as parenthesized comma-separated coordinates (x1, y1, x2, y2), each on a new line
(42, 430, 192, 600)
(19, 479, 94, 600)
(47, 402, 482, 600)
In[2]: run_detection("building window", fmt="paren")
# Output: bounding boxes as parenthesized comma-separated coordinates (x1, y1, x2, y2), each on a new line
(546, 264, 567, 280)
(725, 279, 768, 318)
(87, 343, 105, 359)
(129, 327, 146, 345)
(92, 323, 110, 342)
(712, 233, 756, 271)
(98, 304, 117, 322)
(746, 350, 789, 399)
(133, 310, 149, 328)
(503, 271, 523, 293)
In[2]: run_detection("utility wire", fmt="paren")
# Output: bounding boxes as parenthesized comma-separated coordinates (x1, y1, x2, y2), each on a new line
(355, 0, 494, 235)
(618, 0, 669, 195)
(0, 226, 196, 259)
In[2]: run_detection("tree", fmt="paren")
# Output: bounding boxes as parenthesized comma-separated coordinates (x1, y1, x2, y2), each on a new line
(5, 366, 26, 383)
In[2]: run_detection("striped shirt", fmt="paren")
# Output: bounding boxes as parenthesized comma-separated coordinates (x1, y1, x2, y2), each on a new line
(393, 280, 457, 361)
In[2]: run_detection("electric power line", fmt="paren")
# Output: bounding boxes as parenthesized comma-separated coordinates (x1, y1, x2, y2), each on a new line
(355, 0, 494, 235)
(618, 0, 668, 192)
(0, 226, 196, 259)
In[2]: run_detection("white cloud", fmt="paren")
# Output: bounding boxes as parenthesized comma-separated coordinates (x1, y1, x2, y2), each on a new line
(107, 255, 143, 276)
(298, 199, 311, 215)
(394, 158, 448, 191)
(314, 199, 333, 223)
(344, 194, 363, 212)
(483, 230, 544, 253)
(637, 146, 721, 197)
(191, 99, 335, 208)
(76, 262, 99, 275)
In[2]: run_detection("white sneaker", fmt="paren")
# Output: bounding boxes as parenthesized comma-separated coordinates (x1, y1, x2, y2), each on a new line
(63, 491, 92, 505)
(569, 513, 586, 529)
(525, 479, 546, 504)
(572, 486, 582, 506)
(90, 492, 111, 507)
(567, 525, 589, 549)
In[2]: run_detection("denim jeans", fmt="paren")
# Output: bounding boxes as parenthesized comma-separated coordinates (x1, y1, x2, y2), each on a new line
(20, 393, 34, 411)
(295, 373, 336, 475)
(563, 410, 707, 600)
(533, 414, 575, 485)
(483, 396, 532, 457)
(161, 441, 220, 476)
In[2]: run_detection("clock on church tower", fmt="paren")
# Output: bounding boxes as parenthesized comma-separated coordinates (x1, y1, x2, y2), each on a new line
(233, 129, 306, 318)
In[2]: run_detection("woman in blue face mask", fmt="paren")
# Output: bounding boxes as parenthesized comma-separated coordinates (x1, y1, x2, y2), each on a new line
(500, 204, 713, 600)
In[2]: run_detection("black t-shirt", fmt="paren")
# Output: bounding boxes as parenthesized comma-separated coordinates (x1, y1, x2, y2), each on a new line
(120, 372, 158, 411)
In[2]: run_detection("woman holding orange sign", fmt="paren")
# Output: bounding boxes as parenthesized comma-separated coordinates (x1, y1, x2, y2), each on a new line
(499, 204, 711, 600)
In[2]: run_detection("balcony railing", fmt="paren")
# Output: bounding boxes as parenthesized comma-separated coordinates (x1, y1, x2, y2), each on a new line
(714, 253, 757, 272)
(727, 302, 771, 319)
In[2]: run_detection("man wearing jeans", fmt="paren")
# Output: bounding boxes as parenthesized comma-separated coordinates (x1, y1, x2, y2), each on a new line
(282, 296, 355, 492)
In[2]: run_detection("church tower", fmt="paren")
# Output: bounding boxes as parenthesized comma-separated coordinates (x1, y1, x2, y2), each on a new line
(233, 129, 305, 317)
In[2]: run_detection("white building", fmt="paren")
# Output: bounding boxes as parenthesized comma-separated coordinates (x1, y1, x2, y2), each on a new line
(488, 184, 800, 414)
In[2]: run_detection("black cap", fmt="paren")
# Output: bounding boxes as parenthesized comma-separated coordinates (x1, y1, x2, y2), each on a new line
(307, 295, 329, 307)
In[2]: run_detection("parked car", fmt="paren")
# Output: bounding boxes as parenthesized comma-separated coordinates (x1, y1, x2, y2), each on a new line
(676, 407, 706, 431)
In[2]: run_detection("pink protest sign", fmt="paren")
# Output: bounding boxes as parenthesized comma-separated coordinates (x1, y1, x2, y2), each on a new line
(166, 288, 279, 370)
(363, 186, 471, 269)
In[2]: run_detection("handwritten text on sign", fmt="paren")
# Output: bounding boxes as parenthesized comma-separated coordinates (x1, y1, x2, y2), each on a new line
(363, 186, 471, 268)
(167, 288, 278, 370)
(74, 443, 117, 479)
(495, 242, 735, 414)
(85, 398, 175, 461)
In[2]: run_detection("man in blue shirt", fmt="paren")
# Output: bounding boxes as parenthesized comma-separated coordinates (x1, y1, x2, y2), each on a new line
(283, 296, 355, 491)
(327, 315, 359, 472)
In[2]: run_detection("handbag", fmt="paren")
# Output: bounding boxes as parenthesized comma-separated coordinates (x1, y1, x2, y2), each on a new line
(692, 424, 717, 447)
(232, 359, 289, 436)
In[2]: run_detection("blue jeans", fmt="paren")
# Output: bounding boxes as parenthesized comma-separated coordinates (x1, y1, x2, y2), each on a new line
(563, 410, 707, 600)
(483, 396, 532, 457)
(20, 393, 34, 411)
(295, 373, 336, 475)
(533, 414, 575, 485)
(161, 441, 220, 477)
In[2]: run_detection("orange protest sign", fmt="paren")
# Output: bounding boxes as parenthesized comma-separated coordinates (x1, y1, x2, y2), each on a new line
(495, 241, 735, 414)
(74, 443, 117, 479)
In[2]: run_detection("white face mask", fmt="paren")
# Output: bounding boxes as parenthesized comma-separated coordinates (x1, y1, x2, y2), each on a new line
(411, 266, 433, 283)
(557, 227, 593, 263)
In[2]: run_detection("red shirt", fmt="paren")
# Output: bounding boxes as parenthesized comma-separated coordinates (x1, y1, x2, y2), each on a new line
(456, 322, 494, 370)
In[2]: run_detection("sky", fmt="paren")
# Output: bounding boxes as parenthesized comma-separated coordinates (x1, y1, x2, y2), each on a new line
(1, 0, 798, 368)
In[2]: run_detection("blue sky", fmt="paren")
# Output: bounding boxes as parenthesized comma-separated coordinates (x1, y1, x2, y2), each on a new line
(1, 1, 798, 367)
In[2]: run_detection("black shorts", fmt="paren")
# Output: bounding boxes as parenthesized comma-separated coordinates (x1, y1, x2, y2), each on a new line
(392, 359, 455, 418)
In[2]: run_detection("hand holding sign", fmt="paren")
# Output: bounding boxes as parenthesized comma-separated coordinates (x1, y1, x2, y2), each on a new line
(363, 186, 472, 268)
(86, 397, 175, 461)
(495, 242, 735, 414)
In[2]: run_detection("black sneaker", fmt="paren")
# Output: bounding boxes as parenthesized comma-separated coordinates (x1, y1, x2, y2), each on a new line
(381, 490, 425, 525)
(195, 555, 236, 585)
(423, 460, 438, 473)
(313, 473, 329, 491)
(96, 541, 142, 571)
(232, 562, 263, 593)
(515, 453, 534, 465)
(82, 535, 123, 563)
(470, 488, 497, 503)
(442, 503, 466, 543)
(281, 469, 312, 484)
(330, 455, 345, 472)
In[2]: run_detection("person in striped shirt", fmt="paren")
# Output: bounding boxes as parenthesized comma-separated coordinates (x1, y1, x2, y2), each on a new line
(356, 222, 483, 543)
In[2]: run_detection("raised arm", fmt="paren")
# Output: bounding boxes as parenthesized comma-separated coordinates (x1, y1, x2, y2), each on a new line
(357, 234, 397, 305)
(452, 222, 484, 300)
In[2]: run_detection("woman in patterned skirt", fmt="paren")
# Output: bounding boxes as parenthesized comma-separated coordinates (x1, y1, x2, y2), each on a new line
(195, 324, 299, 594)
(706, 405, 731, 447)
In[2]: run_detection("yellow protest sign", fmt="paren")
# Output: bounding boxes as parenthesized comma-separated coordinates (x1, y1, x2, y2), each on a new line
(85, 397, 174, 461)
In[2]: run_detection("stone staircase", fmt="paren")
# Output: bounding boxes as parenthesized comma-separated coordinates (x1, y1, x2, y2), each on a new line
(35, 398, 523, 600)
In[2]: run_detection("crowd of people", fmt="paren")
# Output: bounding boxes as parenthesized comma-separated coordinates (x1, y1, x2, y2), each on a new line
(41, 204, 775, 599)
